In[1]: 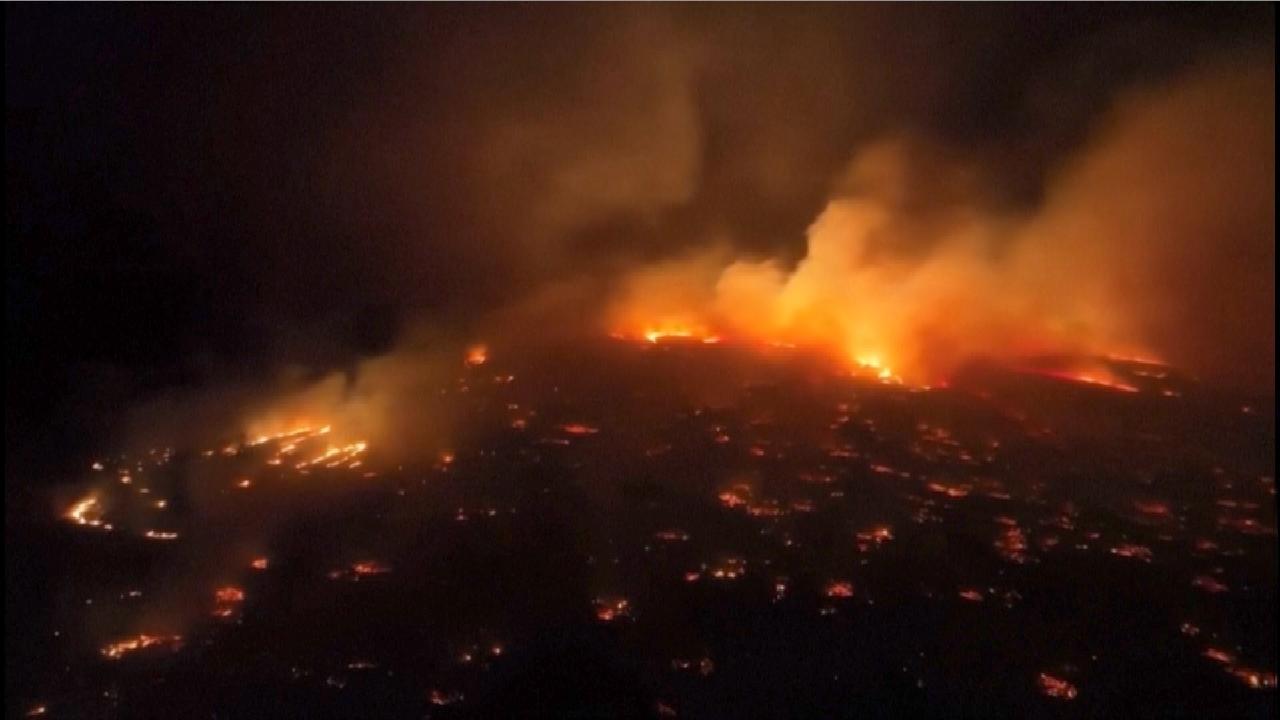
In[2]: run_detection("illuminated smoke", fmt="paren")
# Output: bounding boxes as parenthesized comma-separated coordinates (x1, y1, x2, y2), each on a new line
(607, 59, 1274, 389)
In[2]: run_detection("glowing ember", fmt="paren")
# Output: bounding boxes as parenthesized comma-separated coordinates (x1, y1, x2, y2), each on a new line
(1227, 667, 1278, 690)
(1133, 500, 1171, 517)
(560, 423, 600, 436)
(215, 586, 245, 604)
(1204, 648, 1236, 664)
(927, 482, 971, 498)
(465, 345, 488, 366)
(251, 557, 270, 570)
(1191, 575, 1229, 593)
(1037, 672, 1078, 700)
(717, 488, 749, 509)
(825, 581, 855, 598)
(351, 561, 392, 577)
(995, 526, 1032, 564)
(856, 526, 894, 544)
(594, 596, 632, 622)
(143, 530, 179, 541)
(428, 689, 464, 706)
(709, 558, 747, 580)
(958, 589, 985, 602)
(1109, 544, 1153, 562)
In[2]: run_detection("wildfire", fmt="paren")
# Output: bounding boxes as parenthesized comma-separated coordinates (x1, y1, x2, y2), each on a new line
(293, 441, 369, 471)
(100, 634, 183, 660)
(1041, 371, 1140, 393)
(64, 496, 110, 530)
(213, 586, 245, 619)
(634, 324, 722, 344)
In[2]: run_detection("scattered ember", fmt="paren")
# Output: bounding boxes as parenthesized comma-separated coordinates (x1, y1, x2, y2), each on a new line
(958, 589, 985, 602)
(251, 557, 270, 570)
(465, 345, 487, 366)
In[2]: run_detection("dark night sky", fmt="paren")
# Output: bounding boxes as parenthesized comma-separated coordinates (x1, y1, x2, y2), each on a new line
(5, 4, 1274, 479)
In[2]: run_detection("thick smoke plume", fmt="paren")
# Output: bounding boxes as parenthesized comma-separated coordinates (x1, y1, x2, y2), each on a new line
(608, 58, 1274, 390)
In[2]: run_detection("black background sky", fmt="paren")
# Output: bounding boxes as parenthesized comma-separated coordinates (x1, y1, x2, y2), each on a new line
(6, 4, 1274, 481)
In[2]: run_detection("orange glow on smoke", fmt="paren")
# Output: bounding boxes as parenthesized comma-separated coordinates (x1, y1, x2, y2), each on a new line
(600, 138, 1174, 386)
